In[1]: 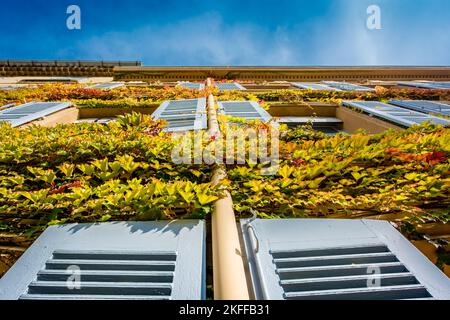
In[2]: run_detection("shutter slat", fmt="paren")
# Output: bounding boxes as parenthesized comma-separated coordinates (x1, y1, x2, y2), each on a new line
(283, 284, 429, 300)
(271, 244, 389, 258)
(45, 259, 176, 271)
(276, 262, 408, 280)
(37, 270, 174, 283)
(273, 252, 398, 268)
(280, 273, 418, 292)
(26, 281, 172, 296)
(52, 250, 177, 261)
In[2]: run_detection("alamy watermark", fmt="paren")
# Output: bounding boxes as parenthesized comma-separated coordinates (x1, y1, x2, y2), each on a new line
(367, 266, 382, 288)
(171, 126, 280, 175)
(367, 5, 382, 30)
(66, 5, 81, 30)
(66, 265, 81, 289)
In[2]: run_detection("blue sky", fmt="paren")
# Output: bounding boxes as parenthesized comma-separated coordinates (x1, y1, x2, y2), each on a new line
(0, 0, 449, 66)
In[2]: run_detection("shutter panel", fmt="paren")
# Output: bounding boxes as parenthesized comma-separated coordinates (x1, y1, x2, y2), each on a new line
(398, 82, 432, 89)
(18, 77, 86, 84)
(0, 103, 16, 111)
(216, 83, 246, 91)
(0, 86, 18, 91)
(75, 118, 98, 123)
(321, 81, 374, 91)
(292, 83, 339, 91)
(218, 101, 272, 122)
(277, 117, 343, 126)
(177, 82, 205, 90)
(397, 82, 450, 89)
(151, 98, 207, 132)
(86, 83, 125, 90)
(342, 101, 450, 127)
(95, 118, 115, 124)
(76, 118, 115, 124)
(431, 82, 450, 89)
(388, 100, 450, 117)
(277, 117, 344, 134)
(240, 218, 450, 300)
(0, 102, 72, 127)
(0, 220, 206, 300)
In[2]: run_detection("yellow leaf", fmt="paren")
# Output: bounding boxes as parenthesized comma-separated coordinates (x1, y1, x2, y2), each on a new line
(178, 189, 195, 203)
(278, 165, 294, 179)
(405, 173, 418, 181)
(190, 170, 202, 178)
(197, 193, 218, 205)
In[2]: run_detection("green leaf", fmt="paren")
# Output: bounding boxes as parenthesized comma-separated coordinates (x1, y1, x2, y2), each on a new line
(58, 163, 75, 178)
(78, 164, 95, 176)
(48, 220, 61, 226)
(351, 171, 367, 181)
(99, 214, 112, 222)
(405, 173, 419, 181)
(92, 158, 109, 172)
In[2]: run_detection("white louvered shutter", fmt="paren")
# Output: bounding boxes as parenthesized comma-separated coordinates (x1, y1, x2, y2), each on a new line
(0, 220, 206, 300)
(342, 101, 450, 127)
(217, 101, 272, 122)
(388, 100, 450, 117)
(151, 98, 207, 132)
(240, 218, 450, 300)
(321, 81, 374, 91)
(0, 102, 72, 127)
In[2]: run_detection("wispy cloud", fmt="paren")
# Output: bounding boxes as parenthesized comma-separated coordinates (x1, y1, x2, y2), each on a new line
(69, 13, 300, 65)
(304, 0, 450, 65)
(60, 1, 450, 65)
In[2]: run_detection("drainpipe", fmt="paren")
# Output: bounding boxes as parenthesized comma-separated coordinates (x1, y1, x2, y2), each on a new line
(206, 78, 250, 300)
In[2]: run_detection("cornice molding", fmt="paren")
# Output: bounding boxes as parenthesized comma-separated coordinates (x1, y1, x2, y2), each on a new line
(113, 66, 450, 82)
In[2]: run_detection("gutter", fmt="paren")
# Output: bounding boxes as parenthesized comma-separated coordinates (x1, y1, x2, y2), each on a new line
(206, 78, 250, 300)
